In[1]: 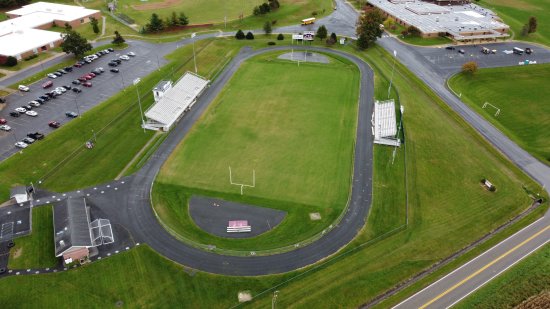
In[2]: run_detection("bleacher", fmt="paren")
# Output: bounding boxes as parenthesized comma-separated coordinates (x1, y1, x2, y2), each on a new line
(372, 99, 401, 147)
(227, 220, 252, 233)
(144, 72, 209, 131)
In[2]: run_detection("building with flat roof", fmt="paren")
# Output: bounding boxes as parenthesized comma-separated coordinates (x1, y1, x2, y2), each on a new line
(368, 0, 509, 42)
(0, 2, 100, 60)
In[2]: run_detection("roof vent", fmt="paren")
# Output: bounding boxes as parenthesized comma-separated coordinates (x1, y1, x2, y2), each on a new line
(59, 240, 65, 246)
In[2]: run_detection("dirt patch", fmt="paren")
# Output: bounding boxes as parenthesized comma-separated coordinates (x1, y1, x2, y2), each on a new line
(132, 0, 182, 11)
(309, 212, 321, 220)
(12, 247, 22, 259)
(516, 291, 550, 309)
(238, 291, 252, 302)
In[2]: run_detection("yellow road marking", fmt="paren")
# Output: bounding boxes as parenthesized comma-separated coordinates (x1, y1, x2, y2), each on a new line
(419, 225, 550, 309)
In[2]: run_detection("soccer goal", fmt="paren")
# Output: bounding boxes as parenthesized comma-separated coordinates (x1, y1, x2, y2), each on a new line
(482, 102, 501, 117)
(229, 166, 255, 195)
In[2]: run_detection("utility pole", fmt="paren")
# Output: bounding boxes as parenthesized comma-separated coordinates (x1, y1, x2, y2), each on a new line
(133, 78, 146, 132)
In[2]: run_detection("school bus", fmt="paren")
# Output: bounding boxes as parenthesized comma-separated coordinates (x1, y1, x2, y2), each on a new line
(301, 17, 316, 25)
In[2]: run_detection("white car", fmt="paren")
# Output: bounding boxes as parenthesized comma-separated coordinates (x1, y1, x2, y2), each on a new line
(18, 85, 30, 92)
(15, 107, 26, 113)
(55, 87, 67, 93)
(47, 73, 57, 79)
(97, 67, 104, 72)
(0, 125, 11, 131)
(29, 101, 41, 107)
(127, 52, 136, 57)
(15, 141, 28, 149)
(103, 49, 110, 54)
(25, 110, 38, 117)
(119, 55, 130, 61)
(54, 89, 63, 95)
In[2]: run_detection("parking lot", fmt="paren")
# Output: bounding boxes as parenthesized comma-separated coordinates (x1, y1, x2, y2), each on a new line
(0, 41, 169, 161)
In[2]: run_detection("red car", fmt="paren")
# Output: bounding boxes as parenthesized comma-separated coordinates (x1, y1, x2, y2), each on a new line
(42, 81, 53, 89)
(74, 63, 82, 68)
(83, 75, 93, 80)
(48, 121, 61, 128)
(83, 82, 92, 87)
(88, 72, 96, 78)
(78, 76, 87, 82)
(0, 118, 6, 124)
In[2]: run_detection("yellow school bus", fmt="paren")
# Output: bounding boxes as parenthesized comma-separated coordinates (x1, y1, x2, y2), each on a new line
(301, 17, 316, 25)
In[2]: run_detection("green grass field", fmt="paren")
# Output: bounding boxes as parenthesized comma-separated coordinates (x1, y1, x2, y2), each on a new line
(0, 39, 546, 307)
(455, 243, 550, 308)
(386, 22, 452, 46)
(480, 0, 550, 46)
(448, 64, 550, 165)
(8, 206, 58, 269)
(153, 52, 360, 250)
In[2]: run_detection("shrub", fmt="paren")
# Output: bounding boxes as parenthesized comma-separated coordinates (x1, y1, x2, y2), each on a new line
(5, 56, 17, 67)
(277, 33, 284, 40)
(235, 29, 245, 40)
(267, 41, 276, 45)
(24, 54, 38, 61)
(462, 61, 478, 75)
(246, 31, 255, 40)
(311, 11, 318, 16)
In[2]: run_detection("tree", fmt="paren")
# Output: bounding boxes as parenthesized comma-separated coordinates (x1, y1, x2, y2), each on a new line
(263, 21, 272, 34)
(330, 32, 337, 42)
(235, 29, 245, 40)
(316, 25, 328, 41)
(356, 8, 384, 49)
(112, 31, 125, 45)
(170, 11, 178, 26)
(253, 6, 261, 16)
(277, 33, 284, 40)
(246, 31, 255, 40)
(528, 16, 537, 33)
(179, 12, 189, 26)
(259, 3, 271, 14)
(520, 24, 529, 37)
(268, 0, 280, 10)
(61, 30, 92, 58)
(64, 22, 72, 31)
(90, 16, 100, 34)
(461, 61, 478, 75)
(146, 13, 164, 32)
(407, 26, 421, 37)
(4, 56, 17, 67)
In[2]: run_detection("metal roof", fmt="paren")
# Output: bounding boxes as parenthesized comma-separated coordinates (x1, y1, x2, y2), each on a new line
(53, 198, 92, 257)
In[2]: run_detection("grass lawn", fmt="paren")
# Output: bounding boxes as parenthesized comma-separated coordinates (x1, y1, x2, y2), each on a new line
(448, 64, 550, 165)
(1, 52, 59, 73)
(153, 51, 360, 251)
(480, 0, 550, 46)
(385, 22, 452, 46)
(8, 206, 58, 269)
(0, 12, 7, 22)
(0, 39, 545, 308)
(455, 243, 550, 309)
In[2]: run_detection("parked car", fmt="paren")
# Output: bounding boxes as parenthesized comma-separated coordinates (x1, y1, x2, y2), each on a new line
(64, 66, 73, 72)
(88, 72, 96, 78)
(72, 80, 81, 85)
(18, 85, 30, 92)
(35, 98, 45, 104)
(62, 85, 72, 90)
(48, 121, 61, 128)
(0, 118, 6, 124)
(66, 111, 78, 118)
(42, 81, 53, 88)
(107, 48, 114, 52)
(22, 104, 32, 110)
(78, 76, 87, 82)
(55, 87, 67, 93)
(91, 69, 102, 75)
(110, 68, 119, 73)
(108, 62, 118, 67)
(445, 46, 455, 50)
(83, 75, 93, 80)
(119, 55, 130, 61)
(22, 137, 35, 144)
(127, 52, 136, 57)
(97, 67, 104, 72)
(39, 95, 49, 101)
(57, 69, 67, 74)
(0, 125, 11, 131)
(15, 107, 26, 113)
(72, 87, 82, 93)
(9, 112, 20, 117)
(83, 82, 92, 87)
(53, 72, 62, 77)
(29, 101, 41, 107)
(525, 47, 533, 54)
(74, 62, 83, 68)
(458, 49, 465, 54)
(27, 132, 44, 140)
(26, 110, 38, 117)
(15, 141, 28, 149)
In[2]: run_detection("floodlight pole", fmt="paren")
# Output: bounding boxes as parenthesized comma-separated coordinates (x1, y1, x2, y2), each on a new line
(392, 106, 404, 165)
(191, 33, 198, 73)
(388, 50, 397, 99)
(133, 78, 146, 132)
(73, 96, 81, 118)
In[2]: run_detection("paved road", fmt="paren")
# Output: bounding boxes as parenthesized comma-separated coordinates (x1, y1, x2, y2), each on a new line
(393, 218, 550, 309)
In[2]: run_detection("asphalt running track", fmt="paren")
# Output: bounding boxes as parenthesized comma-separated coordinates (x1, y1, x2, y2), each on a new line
(3, 46, 374, 276)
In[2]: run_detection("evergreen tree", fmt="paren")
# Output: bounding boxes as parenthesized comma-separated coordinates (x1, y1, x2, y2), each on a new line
(90, 16, 100, 34)
(246, 31, 255, 40)
(235, 29, 245, 40)
(316, 25, 328, 40)
(171, 11, 178, 26)
(146, 13, 164, 32)
(528, 16, 537, 33)
(179, 12, 189, 26)
(112, 31, 125, 45)
(263, 21, 272, 34)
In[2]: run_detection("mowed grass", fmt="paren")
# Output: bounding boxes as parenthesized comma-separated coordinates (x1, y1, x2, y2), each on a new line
(455, 243, 550, 309)
(154, 52, 360, 250)
(480, 0, 550, 46)
(448, 64, 550, 164)
(8, 206, 58, 269)
(0, 42, 544, 308)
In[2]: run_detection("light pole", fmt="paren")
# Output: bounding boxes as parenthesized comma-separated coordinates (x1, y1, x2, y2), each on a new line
(133, 78, 146, 132)
(272, 291, 279, 309)
(73, 95, 81, 118)
(120, 68, 126, 89)
(191, 33, 197, 73)
(387, 50, 397, 99)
